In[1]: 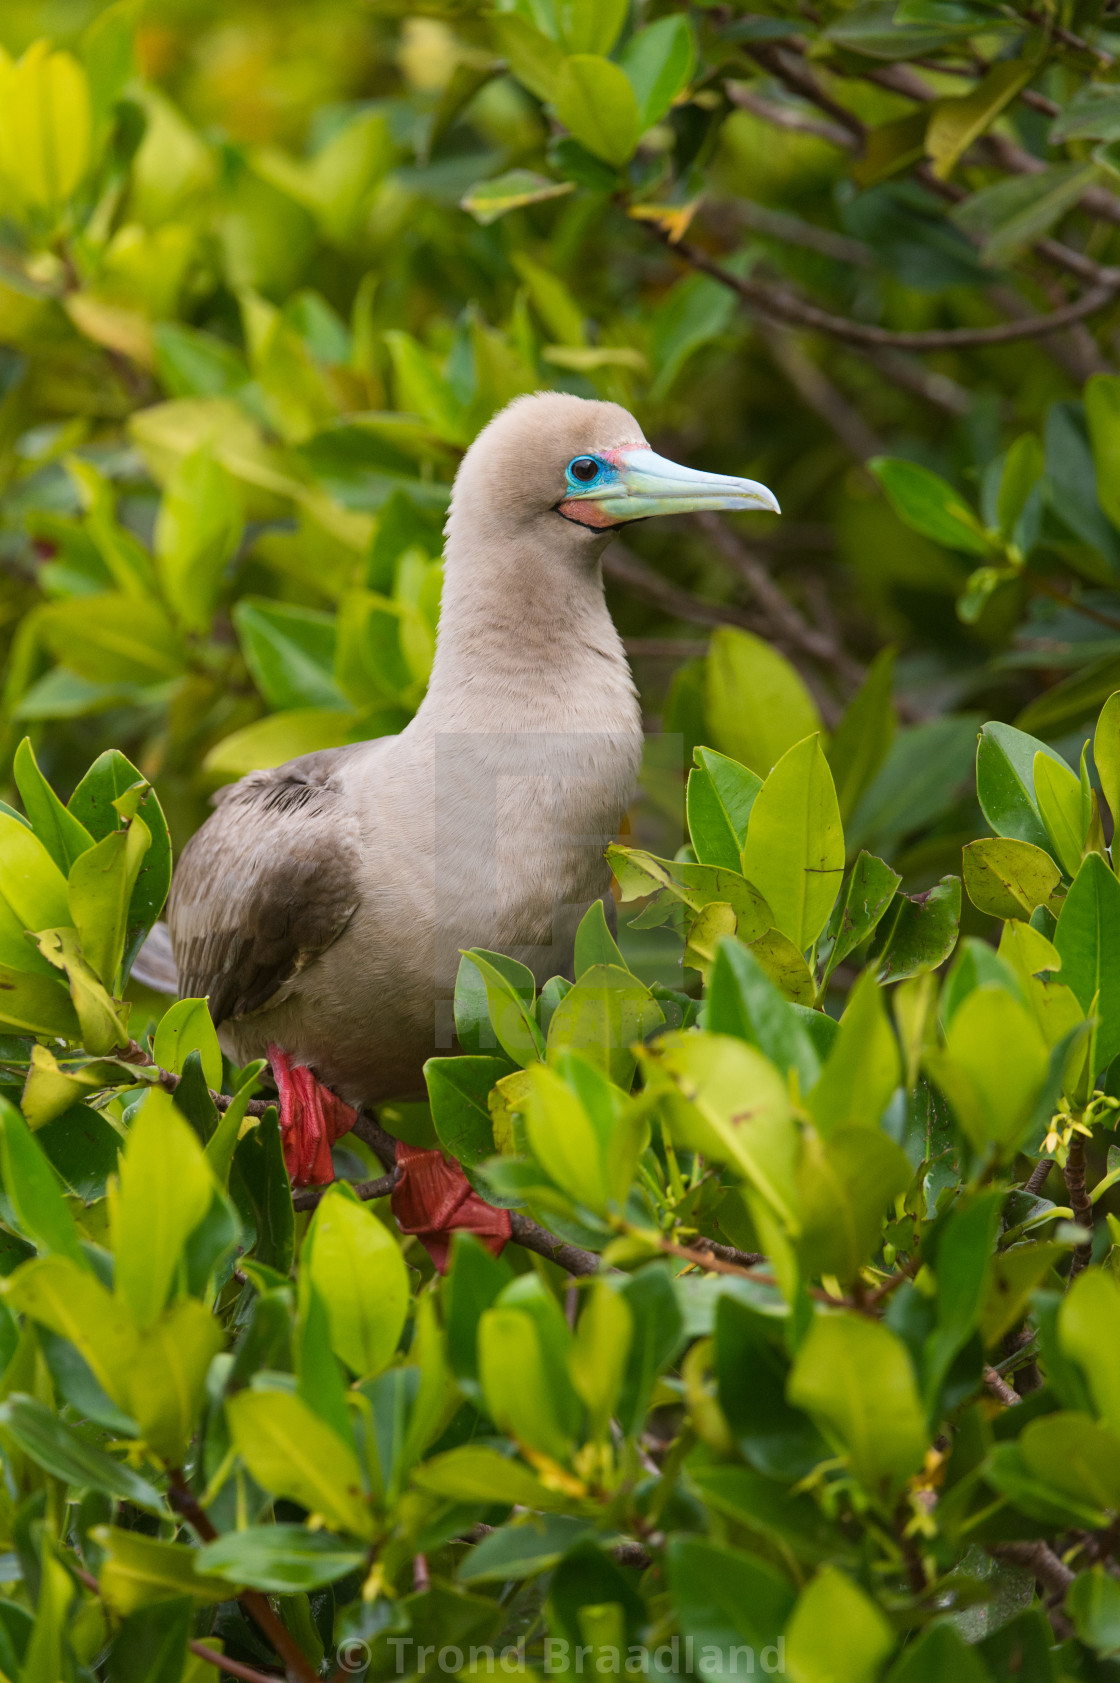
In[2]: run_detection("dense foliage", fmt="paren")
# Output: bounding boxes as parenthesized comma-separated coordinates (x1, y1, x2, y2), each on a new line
(10, 0, 1120, 1678)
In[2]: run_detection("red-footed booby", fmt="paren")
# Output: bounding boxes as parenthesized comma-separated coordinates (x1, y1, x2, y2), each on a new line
(163, 392, 779, 1265)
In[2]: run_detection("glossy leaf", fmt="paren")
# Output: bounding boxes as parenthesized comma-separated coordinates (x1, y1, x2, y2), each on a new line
(741, 734, 844, 952)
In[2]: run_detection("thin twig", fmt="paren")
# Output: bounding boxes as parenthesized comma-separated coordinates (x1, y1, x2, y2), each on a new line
(983, 1365, 1021, 1407)
(293, 1171, 399, 1212)
(1025, 1158, 1054, 1197)
(695, 512, 867, 691)
(988, 1540, 1075, 1599)
(766, 328, 885, 463)
(666, 236, 1120, 351)
(168, 1473, 319, 1683)
(69, 1558, 283, 1683)
(724, 85, 856, 150)
(1064, 1134, 1095, 1282)
(509, 1212, 602, 1275)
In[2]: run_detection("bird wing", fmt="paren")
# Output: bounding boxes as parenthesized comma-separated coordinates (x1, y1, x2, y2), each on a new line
(167, 746, 363, 1027)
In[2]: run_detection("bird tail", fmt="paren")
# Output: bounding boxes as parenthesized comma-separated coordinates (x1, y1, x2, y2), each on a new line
(130, 920, 179, 995)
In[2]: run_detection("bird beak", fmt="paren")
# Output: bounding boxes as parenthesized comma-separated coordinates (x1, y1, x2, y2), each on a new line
(559, 446, 781, 528)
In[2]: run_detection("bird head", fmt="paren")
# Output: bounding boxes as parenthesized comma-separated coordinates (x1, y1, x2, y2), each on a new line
(447, 392, 779, 554)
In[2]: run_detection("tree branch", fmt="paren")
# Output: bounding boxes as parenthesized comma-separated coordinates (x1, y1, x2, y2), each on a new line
(509, 1212, 602, 1275)
(1064, 1134, 1095, 1281)
(665, 236, 1120, 351)
(292, 1171, 398, 1212)
(988, 1540, 1075, 1600)
(983, 1365, 1021, 1407)
(168, 1472, 319, 1683)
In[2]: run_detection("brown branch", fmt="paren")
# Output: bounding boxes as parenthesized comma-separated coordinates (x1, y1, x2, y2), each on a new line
(1023, 7, 1115, 65)
(120, 1042, 275, 1119)
(726, 195, 872, 267)
(293, 1171, 398, 1212)
(988, 1540, 1075, 1599)
(765, 327, 886, 463)
(168, 1473, 319, 1683)
(1025, 1157, 1054, 1197)
(695, 512, 867, 691)
(69, 1557, 284, 1683)
(725, 85, 856, 150)
(860, 348, 973, 416)
(747, 41, 866, 140)
(685, 1239, 766, 1268)
(604, 543, 761, 634)
(983, 1365, 1021, 1407)
(666, 237, 1120, 351)
(1064, 1134, 1095, 1282)
(509, 1211, 602, 1275)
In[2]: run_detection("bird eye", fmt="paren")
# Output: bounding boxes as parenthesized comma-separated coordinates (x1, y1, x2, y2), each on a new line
(568, 456, 601, 484)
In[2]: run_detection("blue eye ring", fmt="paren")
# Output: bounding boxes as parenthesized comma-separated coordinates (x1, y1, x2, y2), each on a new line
(567, 455, 603, 486)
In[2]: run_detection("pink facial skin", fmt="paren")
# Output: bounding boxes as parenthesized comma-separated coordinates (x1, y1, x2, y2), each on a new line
(556, 443, 645, 528)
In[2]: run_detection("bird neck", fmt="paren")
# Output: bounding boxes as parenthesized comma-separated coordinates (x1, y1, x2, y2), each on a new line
(421, 526, 637, 728)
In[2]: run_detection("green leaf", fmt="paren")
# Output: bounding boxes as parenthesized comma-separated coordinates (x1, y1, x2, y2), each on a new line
(0, 810, 71, 935)
(1033, 749, 1086, 877)
(490, 14, 564, 102)
(924, 1189, 1004, 1407)
(952, 162, 1099, 265)
(3, 1254, 138, 1406)
(66, 753, 172, 973)
(1052, 83, 1120, 143)
(870, 877, 961, 983)
(460, 170, 575, 227)
(1095, 690, 1120, 828)
(306, 1186, 408, 1379)
(1054, 852, 1120, 1074)
(154, 447, 242, 634)
(153, 997, 223, 1093)
(925, 987, 1048, 1154)
(225, 1387, 375, 1537)
(788, 1312, 927, 1491)
(553, 56, 640, 168)
(232, 597, 346, 711)
(642, 1033, 799, 1225)
(569, 1279, 631, 1441)
(962, 837, 1061, 920)
(825, 650, 897, 824)
(705, 628, 822, 779)
(0, 1393, 162, 1510)
(715, 1297, 828, 1481)
(784, 1566, 894, 1683)
(112, 1087, 214, 1330)
(1020, 1412, 1120, 1511)
(457, 1514, 594, 1583)
(1060, 1268, 1120, 1435)
(411, 1444, 577, 1510)
(869, 458, 992, 555)
(0, 1096, 86, 1266)
(38, 593, 185, 684)
(0, 966, 79, 1041)
(204, 707, 357, 780)
(822, 851, 902, 983)
(1068, 1567, 1120, 1658)
(95, 1527, 234, 1615)
(885, 1623, 990, 1681)
(687, 748, 762, 871)
(667, 1537, 795, 1667)
(619, 14, 695, 129)
(741, 734, 845, 952)
(796, 1126, 911, 1283)
(11, 739, 93, 873)
(807, 969, 900, 1136)
(479, 1302, 577, 1461)
(426, 1055, 507, 1172)
(524, 1053, 643, 1212)
(706, 938, 821, 1092)
(67, 813, 150, 989)
(108, 1601, 193, 1683)
(460, 949, 544, 1067)
(926, 58, 1037, 180)
(544, 963, 663, 1088)
(125, 1297, 224, 1463)
(573, 899, 624, 976)
(196, 1525, 365, 1592)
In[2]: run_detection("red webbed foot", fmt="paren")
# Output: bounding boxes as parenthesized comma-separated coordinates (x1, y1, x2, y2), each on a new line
(268, 1044, 358, 1187)
(390, 1141, 511, 1273)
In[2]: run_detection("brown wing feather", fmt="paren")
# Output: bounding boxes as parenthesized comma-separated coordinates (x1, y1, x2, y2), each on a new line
(167, 747, 362, 1026)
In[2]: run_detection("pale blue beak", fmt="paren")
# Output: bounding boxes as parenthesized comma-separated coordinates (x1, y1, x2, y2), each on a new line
(559, 446, 780, 528)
